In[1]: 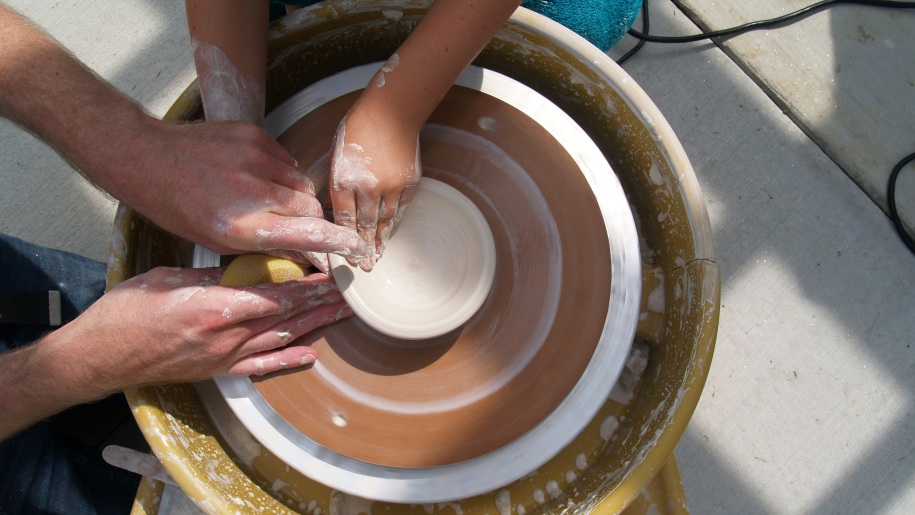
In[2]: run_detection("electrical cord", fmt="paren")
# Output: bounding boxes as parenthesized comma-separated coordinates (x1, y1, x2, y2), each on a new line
(888, 152, 915, 253)
(626, 0, 915, 44)
(616, 0, 915, 254)
(616, 1, 649, 65)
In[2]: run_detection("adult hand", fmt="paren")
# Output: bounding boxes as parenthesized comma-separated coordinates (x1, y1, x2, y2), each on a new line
(329, 101, 421, 271)
(68, 266, 349, 386)
(112, 120, 370, 270)
(2, 7, 361, 267)
(0, 265, 350, 439)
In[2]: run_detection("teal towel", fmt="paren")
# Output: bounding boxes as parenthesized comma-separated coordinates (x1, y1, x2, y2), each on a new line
(271, 1, 642, 51)
(522, 0, 642, 51)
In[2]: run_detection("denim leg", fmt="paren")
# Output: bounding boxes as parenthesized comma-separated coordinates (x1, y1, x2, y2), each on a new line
(0, 233, 138, 514)
(0, 422, 139, 514)
(0, 232, 107, 351)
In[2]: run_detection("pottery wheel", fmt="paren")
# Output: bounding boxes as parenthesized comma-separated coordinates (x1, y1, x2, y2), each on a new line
(193, 64, 640, 503)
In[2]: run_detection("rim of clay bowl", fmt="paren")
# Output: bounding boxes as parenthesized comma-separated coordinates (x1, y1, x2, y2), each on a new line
(326, 178, 497, 340)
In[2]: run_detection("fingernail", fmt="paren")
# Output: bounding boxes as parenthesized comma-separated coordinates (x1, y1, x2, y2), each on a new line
(300, 353, 316, 365)
(360, 244, 376, 270)
(335, 305, 354, 320)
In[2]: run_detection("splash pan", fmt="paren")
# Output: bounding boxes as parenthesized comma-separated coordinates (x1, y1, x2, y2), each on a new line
(192, 64, 640, 503)
(116, 2, 718, 513)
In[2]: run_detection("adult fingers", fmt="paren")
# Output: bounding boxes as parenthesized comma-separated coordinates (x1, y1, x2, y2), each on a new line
(228, 345, 318, 377)
(305, 251, 330, 274)
(218, 274, 340, 324)
(225, 291, 347, 358)
(125, 266, 224, 290)
(232, 300, 351, 357)
(266, 184, 324, 218)
(239, 122, 299, 169)
(253, 213, 369, 261)
(209, 184, 325, 255)
(217, 123, 315, 197)
(227, 302, 353, 376)
(261, 249, 330, 274)
(273, 170, 316, 197)
(265, 146, 317, 197)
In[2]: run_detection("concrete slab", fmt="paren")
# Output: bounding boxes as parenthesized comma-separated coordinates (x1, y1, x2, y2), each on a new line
(670, 0, 915, 243)
(0, 0, 194, 261)
(614, 3, 915, 513)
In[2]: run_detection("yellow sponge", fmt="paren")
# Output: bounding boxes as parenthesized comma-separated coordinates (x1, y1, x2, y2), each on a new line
(220, 254, 308, 287)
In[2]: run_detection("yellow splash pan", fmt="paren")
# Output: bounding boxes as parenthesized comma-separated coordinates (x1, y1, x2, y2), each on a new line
(112, 1, 719, 513)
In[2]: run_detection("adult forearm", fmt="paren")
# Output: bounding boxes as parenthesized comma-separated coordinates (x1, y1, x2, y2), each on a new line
(0, 5, 153, 197)
(0, 264, 354, 441)
(0, 332, 104, 441)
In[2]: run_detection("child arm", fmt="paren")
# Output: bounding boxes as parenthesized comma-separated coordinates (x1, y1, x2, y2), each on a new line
(185, 0, 269, 124)
(330, 0, 522, 269)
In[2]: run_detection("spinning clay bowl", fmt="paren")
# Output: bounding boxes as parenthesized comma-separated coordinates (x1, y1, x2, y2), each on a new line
(326, 177, 498, 341)
(115, 1, 719, 513)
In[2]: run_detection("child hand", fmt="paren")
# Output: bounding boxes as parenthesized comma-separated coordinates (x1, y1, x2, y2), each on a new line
(329, 104, 421, 271)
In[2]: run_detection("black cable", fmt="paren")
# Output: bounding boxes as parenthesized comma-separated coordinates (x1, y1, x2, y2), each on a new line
(616, 1, 649, 65)
(627, 0, 915, 44)
(888, 152, 915, 253)
(616, 1, 915, 254)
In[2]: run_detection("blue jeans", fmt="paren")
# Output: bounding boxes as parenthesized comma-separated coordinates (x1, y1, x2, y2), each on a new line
(0, 233, 139, 514)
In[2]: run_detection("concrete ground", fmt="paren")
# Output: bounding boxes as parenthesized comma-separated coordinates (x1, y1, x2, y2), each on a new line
(1, 1, 913, 513)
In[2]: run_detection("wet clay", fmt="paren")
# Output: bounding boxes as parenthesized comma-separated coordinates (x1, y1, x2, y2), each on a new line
(254, 86, 611, 468)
